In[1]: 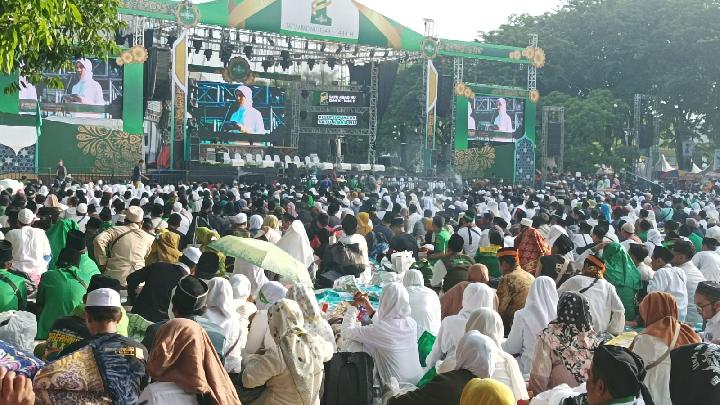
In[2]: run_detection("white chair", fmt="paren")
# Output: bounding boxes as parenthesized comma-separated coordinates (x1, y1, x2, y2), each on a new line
(312, 156, 321, 165)
(245, 153, 254, 163)
(358, 164, 372, 171)
(234, 153, 242, 160)
(320, 162, 334, 170)
(338, 163, 352, 171)
(273, 155, 281, 163)
(284, 155, 293, 166)
(372, 164, 386, 172)
(304, 156, 312, 167)
(293, 156, 305, 168)
(255, 154, 263, 163)
(231, 158, 245, 167)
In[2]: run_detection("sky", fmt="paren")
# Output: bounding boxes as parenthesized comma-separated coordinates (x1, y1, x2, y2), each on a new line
(356, 0, 565, 41)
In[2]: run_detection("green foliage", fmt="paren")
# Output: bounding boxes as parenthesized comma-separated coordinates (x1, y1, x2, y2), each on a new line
(0, 0, 124, 92)
(540, 89, 636, 173)
(475, 0, 720, 171)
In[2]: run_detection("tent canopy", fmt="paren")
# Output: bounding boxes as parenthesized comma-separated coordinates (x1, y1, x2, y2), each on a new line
(120, 0, 533, 62)
(655, 154, 675, 172)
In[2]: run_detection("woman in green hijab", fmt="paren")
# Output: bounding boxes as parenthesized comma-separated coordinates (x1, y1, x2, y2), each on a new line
(599, 241, 642, 320)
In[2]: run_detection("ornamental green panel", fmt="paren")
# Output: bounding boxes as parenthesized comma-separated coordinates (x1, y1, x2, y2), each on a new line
(123, 63, 144, 135)
(0, 74, 20, 114)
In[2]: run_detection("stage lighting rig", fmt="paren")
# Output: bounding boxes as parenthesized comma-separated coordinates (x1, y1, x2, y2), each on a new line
(192, 39, 202, 54)
(327, 57, 337, 70)
(242, 46, 254, 60)
(307, 59, 316, 70)
(203, 49, 213, 61)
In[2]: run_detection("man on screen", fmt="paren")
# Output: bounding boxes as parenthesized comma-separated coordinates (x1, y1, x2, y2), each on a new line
(66, 59, 104, 106)
(493, 98, 514, 133)
(227, 85, 265, 134)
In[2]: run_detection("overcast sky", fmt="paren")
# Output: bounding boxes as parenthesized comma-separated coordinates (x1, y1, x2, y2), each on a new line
(356, 0, 565, 41)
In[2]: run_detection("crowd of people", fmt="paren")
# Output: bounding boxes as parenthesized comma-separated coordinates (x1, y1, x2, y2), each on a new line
(0, 174, 717, 405)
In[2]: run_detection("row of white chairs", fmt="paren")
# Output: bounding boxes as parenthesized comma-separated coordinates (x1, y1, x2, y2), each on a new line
(214, 152, 385, 172)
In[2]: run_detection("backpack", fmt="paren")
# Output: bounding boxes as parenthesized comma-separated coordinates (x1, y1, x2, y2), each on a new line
(441, 254, 474, 292)
(321, 242, 366, 276)
(322, 352, 374, 405)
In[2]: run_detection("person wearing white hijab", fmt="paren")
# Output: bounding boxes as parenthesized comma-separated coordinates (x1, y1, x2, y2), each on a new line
(342, 283, 424, 386)
(248, 215, 264, 237)
(386, 331, 497, 405)
(244, 281, 288, 357)
(205, 278, 244, 373)
(503, 276, 558, 377)
(403, 269, 442, 337)
(493, 98, 514, 133)
(232, 255, 269, 298)
(277, 220, 315, 277)
(465, 308, 529, 401)
(498, 201, 512, 224)
(70, 59, 104, 111)
(645, 228, 663, 258)
(426, 283, 495, 373)
(229, 85, 265, 134)
(287, 284, 336, 351)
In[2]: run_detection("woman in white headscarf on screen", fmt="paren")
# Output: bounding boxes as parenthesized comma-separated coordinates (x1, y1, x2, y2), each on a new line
(503, 276, 558, 377)
(229, 85, 265, 134)
(70, 59, 104, 106)
(493, 98, 514, 133)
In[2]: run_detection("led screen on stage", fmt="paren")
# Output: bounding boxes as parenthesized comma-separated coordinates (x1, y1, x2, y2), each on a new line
(466, 95, 524, 145)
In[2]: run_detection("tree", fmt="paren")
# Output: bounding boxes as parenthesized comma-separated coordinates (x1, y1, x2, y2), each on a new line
(0, 0, 124, 91)
(540, 89, 636, 174)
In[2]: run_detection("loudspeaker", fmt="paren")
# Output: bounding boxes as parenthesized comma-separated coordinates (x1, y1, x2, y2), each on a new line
(145, 47, 172, 100)
(639, 123, 654, 149)
(546, 122, 562, 157)
(436, 75, 454, 117)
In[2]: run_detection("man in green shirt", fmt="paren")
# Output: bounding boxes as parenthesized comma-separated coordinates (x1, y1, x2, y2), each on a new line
(0, 240, 27, 312)
(429, 215, 451, 261)
(36, 248, 89, 339)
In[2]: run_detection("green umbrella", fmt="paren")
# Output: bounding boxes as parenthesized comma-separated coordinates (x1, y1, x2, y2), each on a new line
(209, 236, 312, 285)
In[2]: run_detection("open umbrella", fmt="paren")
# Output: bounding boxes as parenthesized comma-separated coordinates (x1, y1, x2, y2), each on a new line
(209, 236, 312, 285)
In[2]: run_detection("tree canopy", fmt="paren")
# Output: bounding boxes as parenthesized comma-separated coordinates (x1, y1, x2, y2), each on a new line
(0, 0, 124, 91)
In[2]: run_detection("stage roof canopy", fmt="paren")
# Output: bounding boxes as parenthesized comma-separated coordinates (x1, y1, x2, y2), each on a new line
(120, 0, 537, 64)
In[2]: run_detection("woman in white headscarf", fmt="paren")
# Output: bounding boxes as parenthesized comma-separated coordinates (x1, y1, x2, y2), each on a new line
(426, 283, 495, 373)
(493, 98, 514, 133)
(277, 220, 314, 271)
(503, 276, 558, 377)
(244, 281, 288, 357)
(341, 283, 424, 386)
(403, 269, 441, 337)
(249, 215, 264, 237)
(546, 225, 568, 250)
(387, 331, 497, 405)
(286, 284, 336, 351)
(645, 228, 663, 257)
(70, 59, 104, 107)
(229, 85, 266, 134)
(466, 308, 529, 401)
(498, 201, 512, 224)
(242, 299, 333, 405)
(261, 215, 282, 244)
(206, 278, 244, 373)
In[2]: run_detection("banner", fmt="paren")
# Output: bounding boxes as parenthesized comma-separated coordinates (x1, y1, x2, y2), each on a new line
(425, 59, 438, 150)
(171, 32, 189, 168)
(281, 0, 359, 41)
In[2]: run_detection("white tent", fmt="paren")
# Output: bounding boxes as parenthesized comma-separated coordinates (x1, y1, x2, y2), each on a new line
(655, 154, 675, 172)
(690, 163, 703, 174)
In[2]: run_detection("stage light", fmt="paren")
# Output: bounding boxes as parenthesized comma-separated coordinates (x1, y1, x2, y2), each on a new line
(115, 31, 127, 47)
(267, 37, 275, 46)
(327, 57, 337, 70)
(167, 35, 177, 46)
(346, 59, 355, 67)
(336, 45, 343, 54)
(280, 50, 291, 60)
(307, 59, 316, 70)
(320, 43, 326, 52)
(204, 49, 213, 61)
(192, 39, 202, 54)
(301, 90, 309, 99)
(280, 59, 291, 71)
(353, 45, 359, 56)
(251, 34, 257, 44)
(287, 36, 292, 48)
(220, 44, 234, 64)
(243, 45, 253, 60)
(369, 49, 375, 58)
(261, 57, 274, 72)
(304, 40, 310, 50)
(383, 50, 389, 58)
